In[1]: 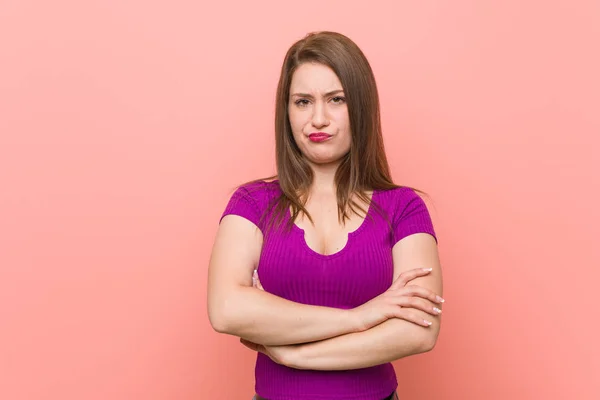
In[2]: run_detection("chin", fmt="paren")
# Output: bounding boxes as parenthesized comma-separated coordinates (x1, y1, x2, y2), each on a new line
(307, 155, 344, 166)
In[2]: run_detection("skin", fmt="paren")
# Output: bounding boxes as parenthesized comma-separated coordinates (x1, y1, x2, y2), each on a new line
(288, 62, 364, 254)
(288, 62, 352, 172)
(208, 62, 444, 371)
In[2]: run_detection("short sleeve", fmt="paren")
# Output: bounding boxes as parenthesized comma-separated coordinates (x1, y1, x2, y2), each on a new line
(392, 188, 438, 245)
(219, 186, 262, 230)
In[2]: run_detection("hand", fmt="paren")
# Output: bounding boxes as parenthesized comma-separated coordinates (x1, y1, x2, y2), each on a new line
(239, 338, 298, 367)
(351, 267, 444, 331)
(252, 269, 264, 291)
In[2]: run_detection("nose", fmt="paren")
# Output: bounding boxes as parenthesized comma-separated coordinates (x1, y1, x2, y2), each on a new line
(311, 101, 330, 128)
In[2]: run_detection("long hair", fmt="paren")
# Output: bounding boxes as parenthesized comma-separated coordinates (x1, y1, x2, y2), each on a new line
(241, 31, 424, 234)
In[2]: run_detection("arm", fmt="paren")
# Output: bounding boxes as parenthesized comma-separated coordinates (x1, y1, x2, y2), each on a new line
(287, 233, 443, 370)
(207, 215, 361, 346)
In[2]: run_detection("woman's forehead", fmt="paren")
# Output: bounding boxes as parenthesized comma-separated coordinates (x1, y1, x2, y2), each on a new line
(290, 63, 343, 93)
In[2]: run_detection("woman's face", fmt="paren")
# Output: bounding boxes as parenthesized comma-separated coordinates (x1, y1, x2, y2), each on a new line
(288, 62, 351, 167)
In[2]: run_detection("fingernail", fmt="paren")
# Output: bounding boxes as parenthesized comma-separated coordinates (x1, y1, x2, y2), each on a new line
(433, 307, 442, 314)
(436, 296, 445, 303)
(424, 320, 433, 326)
(422, 268, 433, 272)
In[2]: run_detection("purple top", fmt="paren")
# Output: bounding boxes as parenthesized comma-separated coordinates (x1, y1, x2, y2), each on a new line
(220, 180, 437, 400)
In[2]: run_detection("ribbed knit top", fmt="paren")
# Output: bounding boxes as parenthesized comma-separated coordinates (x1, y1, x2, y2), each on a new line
(220, 179, 437, 400)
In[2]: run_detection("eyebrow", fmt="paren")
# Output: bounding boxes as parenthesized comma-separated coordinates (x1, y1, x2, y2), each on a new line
(290, 89, 344, 98)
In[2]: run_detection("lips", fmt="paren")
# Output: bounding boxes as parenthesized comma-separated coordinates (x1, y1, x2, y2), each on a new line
(308, 132, 332, 142)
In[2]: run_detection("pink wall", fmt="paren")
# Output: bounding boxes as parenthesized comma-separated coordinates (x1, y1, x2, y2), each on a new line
(1, 1, 599, 399)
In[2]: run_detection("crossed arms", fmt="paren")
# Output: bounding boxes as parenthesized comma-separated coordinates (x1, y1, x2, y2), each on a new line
(207, 215, 443, 370)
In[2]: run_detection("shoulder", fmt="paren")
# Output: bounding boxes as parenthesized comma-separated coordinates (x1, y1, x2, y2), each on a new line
(232, 179, 281, 207)
(220, 179, 281, 230)
(375, 185, 437, 244)
(375, 185, 424, 213)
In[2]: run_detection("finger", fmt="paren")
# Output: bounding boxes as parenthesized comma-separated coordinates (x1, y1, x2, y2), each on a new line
(240, 338, 256, 348)
(391, 268, 433, 289)
(240, 338, 266, 353)
(253, 270, 265, 291)
(396, 297, 442, 316)
(240, 338, 257, 350)
(393, 308, 435, 327)
(252, 269, 259, 288)
(402, 285, 445, 304)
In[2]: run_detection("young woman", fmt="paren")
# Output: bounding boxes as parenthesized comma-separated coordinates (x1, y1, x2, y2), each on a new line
(208, 31, 444, 400)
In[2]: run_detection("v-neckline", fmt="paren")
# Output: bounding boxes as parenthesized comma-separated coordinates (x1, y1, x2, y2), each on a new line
(287, 190, 377, 260)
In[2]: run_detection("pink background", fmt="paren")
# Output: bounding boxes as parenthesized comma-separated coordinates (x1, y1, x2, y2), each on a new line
(1, 1, 599, 399)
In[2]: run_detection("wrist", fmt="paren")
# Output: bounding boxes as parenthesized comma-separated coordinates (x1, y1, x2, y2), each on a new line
(346, 308, 365, 333)
(284, 344, 307, 370)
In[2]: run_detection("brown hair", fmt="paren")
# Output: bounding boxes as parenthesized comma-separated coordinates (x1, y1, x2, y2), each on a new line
(241, 31, 425, 234)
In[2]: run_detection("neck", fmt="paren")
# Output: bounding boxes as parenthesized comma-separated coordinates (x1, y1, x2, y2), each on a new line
(308, 161, 340, 195)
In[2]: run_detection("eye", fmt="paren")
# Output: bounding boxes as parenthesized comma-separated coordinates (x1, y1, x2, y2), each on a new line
(294, 99, 310, 107)
(331, 96, 346, 104)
